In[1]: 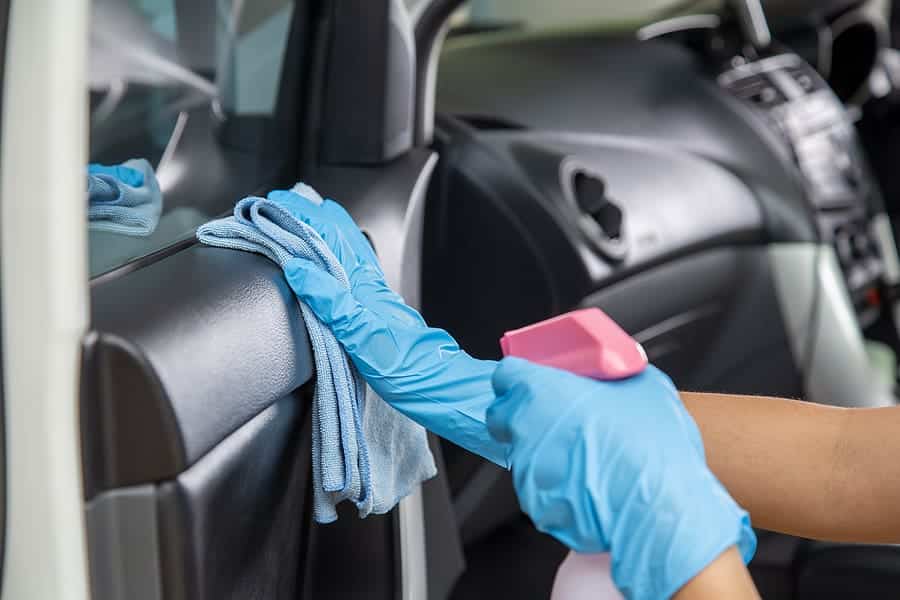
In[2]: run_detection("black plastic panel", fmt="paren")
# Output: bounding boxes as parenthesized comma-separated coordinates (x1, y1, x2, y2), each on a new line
(319, 0, 415, 164)
(763, 0, 862, 20)
(437, 33, 816, 244)
(156, 394, 310, 600)
(583, 247, 802, 397)
(796, 543, 900, 599)
(423, 117, 767, 360)
(506, 131, 765, 274)
(83, 246, 315, 499)
(450, 516, 567, 600)
(301, 498, 397, 600)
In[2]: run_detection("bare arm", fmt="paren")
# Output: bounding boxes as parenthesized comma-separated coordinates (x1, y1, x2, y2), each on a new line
(682, 392, 900, 543)
(673, 547, 760, 600)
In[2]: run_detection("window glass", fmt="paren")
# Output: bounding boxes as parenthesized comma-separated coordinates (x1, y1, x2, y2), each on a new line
(461, 0, 720, 30)
(130, 0, 177, 40)
(217, 0, 294, 115)
(88, 0, 300, 278)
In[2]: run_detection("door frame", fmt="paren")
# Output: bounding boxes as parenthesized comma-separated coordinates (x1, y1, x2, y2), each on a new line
(0, 0, 91, 598)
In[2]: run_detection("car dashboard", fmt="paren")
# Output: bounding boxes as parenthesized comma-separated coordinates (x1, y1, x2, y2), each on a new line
(427, 9, 900, 598)
(431, 22, 891, 364)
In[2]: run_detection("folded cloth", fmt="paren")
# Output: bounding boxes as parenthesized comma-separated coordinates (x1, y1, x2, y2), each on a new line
(197, 185, 437, 523)
(87, 158, 163, 236)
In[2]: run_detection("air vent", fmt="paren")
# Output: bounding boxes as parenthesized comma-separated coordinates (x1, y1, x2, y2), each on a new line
(573, 173, 623, 241)
(723, 73, 786, 108)
(569, 170, 628, 261)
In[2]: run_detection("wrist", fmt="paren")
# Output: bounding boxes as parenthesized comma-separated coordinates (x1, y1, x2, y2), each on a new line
(673, 546, 760, 600)
(610, 473, 756, 600)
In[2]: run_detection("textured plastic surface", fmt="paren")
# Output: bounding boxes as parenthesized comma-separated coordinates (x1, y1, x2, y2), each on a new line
(437, 36, 815, 244)
(500, 308, 648, 380)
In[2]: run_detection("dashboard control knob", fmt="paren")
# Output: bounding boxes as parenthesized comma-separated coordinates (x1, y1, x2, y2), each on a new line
(835, 232, 854, 265)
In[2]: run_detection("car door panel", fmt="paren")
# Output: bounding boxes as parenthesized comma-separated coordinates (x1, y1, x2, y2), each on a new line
(155, 394, 309, 600)
(83, 247, 318, 600)
(86, 394, 309, 600)
(78, 0, 466, 598)
(83, 150, 466, 600)
(84, 245, 402, 600)
(84, 242, 400, 600)
(83, 248, 314, 498)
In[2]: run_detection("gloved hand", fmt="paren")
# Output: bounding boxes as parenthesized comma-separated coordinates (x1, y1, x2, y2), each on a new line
(266, 187, 510, 467)
(87, 162, 146, 187)
(488, 357, 757, 600)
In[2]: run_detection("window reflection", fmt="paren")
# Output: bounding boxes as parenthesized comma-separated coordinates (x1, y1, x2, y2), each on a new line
(88, 0, 299, 277)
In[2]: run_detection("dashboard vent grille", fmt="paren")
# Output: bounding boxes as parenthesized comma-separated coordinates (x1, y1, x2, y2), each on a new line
(783, 64, 820, 93)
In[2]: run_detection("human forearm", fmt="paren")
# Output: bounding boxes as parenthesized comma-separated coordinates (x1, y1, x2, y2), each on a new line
(682, 392, 900, 542)
(681, 392, 844, 539)
(673, 546, 760, 600)
(823, 403, 900, 542)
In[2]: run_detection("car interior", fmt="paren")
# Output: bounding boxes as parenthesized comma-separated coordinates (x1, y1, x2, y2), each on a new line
(81, 0, 900, 598)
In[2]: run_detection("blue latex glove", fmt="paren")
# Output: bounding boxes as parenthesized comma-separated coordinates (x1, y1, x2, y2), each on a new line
(87, 159, 163, 236)
(267, 187, 510, 467)
(488, 357, 757, 600)
(88, 163, 145, 187)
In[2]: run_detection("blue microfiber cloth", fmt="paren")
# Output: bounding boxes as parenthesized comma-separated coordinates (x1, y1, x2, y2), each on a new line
(87, 158, 163, 236)
(197, 183, 437, 523)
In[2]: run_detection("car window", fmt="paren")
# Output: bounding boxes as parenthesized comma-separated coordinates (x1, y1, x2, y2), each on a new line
(461, 0, 720, 30)
(88, 0, 301, 278)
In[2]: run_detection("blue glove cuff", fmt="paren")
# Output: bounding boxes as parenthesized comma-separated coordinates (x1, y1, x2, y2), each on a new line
(614, 484, 757, 600)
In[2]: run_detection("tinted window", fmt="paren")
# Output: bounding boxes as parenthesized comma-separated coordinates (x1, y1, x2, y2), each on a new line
(88, 0, 302, 277)
(461, 0, 710, 29)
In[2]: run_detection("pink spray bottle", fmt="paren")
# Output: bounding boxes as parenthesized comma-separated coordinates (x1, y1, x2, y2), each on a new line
(500, 308, 650, 600)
